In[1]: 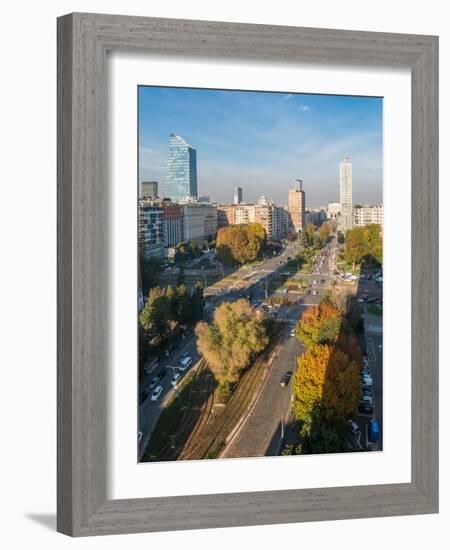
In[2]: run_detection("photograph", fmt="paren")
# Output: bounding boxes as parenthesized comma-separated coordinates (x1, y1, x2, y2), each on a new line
(137, 86, 383, 462)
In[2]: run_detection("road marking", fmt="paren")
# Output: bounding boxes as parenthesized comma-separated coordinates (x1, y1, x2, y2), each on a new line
(365, 324, 382, 335)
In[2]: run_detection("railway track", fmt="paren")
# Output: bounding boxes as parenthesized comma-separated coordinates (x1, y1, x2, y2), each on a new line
(183, 324, 284, 460)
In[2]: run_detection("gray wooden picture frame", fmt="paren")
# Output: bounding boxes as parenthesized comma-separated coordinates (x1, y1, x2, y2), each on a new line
(57, 12, 439, 537)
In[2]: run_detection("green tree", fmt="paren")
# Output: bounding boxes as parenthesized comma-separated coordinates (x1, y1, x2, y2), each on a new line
(344, 227, 368, 270)
(319, 223, 331, 243)
(139, 287, 170, 339)
(195, 299, 268, 386)
(305, 223, 316, 246)
(140, 255, 163, 295)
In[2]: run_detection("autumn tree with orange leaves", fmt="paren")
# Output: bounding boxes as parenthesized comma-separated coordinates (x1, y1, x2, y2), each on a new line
(295, 302, 342, 348)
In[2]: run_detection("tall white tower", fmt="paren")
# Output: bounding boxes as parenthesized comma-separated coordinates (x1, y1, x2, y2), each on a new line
(339, 155, 353, 231)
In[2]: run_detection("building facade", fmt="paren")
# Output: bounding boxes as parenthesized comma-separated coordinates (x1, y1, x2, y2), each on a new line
(339, 156, 353, 231)
(141, 181, 158, 200)
(254, 204, 286, 241)
(181, 202, 218, 243)
(327, 202, 341, 220)
(287, 179, 306, 233)
(138, 200, 165, 259)
(165, 134, 198, 201)
(162, 202, 183, 247)
(233, 185, 243, 204)
(353, 205, 383, 227)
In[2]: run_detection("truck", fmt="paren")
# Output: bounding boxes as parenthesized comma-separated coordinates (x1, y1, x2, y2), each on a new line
(368, 419, 380, 443)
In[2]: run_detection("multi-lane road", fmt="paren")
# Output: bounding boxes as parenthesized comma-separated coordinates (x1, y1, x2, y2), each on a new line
(139, 233, 382, 459)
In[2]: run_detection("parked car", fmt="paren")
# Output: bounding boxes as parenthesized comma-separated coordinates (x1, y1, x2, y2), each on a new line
(368, 419, 380, 443)
(178, 356, 193, 371)
(347, 419, 361, 436)
(361, 395, 373, 405)
(280, 371, 293, 387)
(150, 386, 163, 402)
(171, 373, 181, 386)
(138, 431, 143, 443)
(358, 402, 373, 414)
(139, 390, 148, 404)
(149, 376, 159, 389)
(312, 290, 318, 295)
(289, 328, 296, 337)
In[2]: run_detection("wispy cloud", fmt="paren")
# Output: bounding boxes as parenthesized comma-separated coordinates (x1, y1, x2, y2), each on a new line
(138, 87, 383, 205)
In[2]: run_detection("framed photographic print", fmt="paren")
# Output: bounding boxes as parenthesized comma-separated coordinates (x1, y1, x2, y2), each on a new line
(57, 13, 438, 536)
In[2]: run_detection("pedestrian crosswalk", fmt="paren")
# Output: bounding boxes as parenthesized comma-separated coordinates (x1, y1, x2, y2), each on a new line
(365, 324, 383, 336)
(278, 317, 298, 325)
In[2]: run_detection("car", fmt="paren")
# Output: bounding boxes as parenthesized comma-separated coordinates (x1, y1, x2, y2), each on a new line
(312, 290, 318, 295)
(139, 390, 148, 404)
(280, 371, 293, 387)
(320, 279, 326, 284)
(305, 289, 311, 295)
(149, 376, 160, 389)
(179, 356, 193, 371)
(171, 373, 181, 386)
(138, 431, 143, 443)
(361, 395, 373, 405)
(150, 386, 163, 401)
(358, 402, 373, 414)
(289, 328, 296, 337)
(363, 388, 373, 398)
(313, 280, 318, 284)
(368, 419, 380, 443)
(357, 298, 365, 303)
(347, 419, 361, 436)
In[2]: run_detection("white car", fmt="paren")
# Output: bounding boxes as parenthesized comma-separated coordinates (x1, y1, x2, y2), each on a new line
(178, 356, 193, 371)
(150, 386, 163, 401)
(171, 373, 181, 386)
(312, 290, 318, 295)
(289, 328, 296, 337)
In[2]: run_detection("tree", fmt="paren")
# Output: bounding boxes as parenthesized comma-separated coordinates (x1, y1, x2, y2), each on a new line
(292, 344, 360, 426)
(140, 255, 163, 295)
(344, 227, 368, 270)
(139, 287, 170, 339)
(343, 224, 383, 270)
(319, 223, 331, 243)
(295, 302, 341, 348)
(195, 299, 268, 386)
(305, 223, 316, 246)
(216, 223, 266, 266)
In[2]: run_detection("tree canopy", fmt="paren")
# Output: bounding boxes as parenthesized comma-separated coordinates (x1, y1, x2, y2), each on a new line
(195, 299, 268, 386)
(216, 223, 266, 266)
(344, 224, 382, 269)
(292, 344, 360, 425)
(295, 302, 342, 348)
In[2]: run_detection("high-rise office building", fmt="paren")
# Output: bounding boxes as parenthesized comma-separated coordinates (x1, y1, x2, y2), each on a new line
(287, 179, 306, 233)
(233, 185, 243, 204)
(339, 156, 353, 231)
(165, 134, 197, 201)
(141, 181, 158, 199)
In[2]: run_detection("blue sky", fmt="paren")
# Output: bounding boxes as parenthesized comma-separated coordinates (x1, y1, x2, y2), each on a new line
(138, 86, 383, 207)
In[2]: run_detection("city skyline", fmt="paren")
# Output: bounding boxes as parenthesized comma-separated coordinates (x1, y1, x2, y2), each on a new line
(139, 86, 383, 206)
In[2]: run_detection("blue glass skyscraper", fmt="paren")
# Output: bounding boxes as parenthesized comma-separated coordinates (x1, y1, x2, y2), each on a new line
(165, 134, 197, 201)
